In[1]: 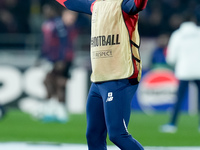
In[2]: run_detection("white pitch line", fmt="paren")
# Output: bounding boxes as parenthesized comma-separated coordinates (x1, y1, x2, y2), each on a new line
(0, 142, 200, 150)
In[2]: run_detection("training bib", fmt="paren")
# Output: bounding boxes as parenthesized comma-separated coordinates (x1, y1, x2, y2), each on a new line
(90, 0, 141, 82)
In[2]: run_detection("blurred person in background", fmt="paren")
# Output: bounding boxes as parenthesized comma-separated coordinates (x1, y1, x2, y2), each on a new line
(151, 33, 169, 69)
(160, 7, 200, 133)
(0, 0, 30, 48)
(0, 0, 31, 33)
(0, 9, 18, 33)
(35, 1, 79, 123)
(57, 0, 148, 149)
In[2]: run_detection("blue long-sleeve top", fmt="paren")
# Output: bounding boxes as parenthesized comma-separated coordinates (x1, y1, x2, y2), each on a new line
(57, 0, 147, 15)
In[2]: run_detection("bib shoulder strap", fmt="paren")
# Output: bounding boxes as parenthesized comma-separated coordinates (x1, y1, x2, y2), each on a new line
(130, 40, 139, 49)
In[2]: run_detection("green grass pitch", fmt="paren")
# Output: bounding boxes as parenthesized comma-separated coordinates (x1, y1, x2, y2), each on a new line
(0, 108, 199, 146)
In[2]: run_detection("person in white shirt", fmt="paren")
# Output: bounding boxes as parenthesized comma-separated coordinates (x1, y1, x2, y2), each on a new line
(160, 9, 200, 133)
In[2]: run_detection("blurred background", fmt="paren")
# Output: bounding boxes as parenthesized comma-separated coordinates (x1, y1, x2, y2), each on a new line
(0, 0, 200, 148)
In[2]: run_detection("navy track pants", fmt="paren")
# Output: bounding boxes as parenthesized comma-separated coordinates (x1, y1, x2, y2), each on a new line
(86, 79, 143, 150)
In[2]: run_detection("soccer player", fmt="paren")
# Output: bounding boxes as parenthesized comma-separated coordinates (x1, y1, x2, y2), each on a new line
(37, 2, 79, 122)
(56, 0, 148, 149)
(160, 7, 200, 133)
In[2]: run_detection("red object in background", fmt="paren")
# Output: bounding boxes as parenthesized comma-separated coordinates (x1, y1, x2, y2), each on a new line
(136, 69, 179, 113)
(142, 69, 178, 88)
(56, 0, 66, 7)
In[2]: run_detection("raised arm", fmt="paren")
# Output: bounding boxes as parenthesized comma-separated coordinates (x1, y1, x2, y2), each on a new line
(122, 0, 148, 15)
(56, 0, 94, 15)
(56, 0, 148, 15)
